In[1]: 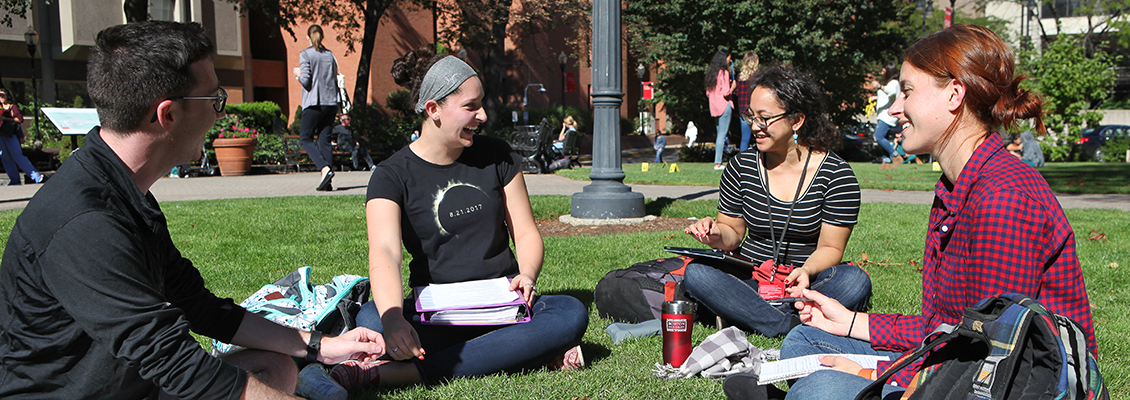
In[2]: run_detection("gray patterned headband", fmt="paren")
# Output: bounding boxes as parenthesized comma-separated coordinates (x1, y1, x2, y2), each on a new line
(414, 56, 478, 113)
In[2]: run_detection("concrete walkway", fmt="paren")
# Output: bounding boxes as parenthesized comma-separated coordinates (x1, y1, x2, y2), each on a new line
(2, 170, 1128, 212)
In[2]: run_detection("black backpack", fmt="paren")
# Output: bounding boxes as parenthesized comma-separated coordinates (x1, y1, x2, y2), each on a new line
(594, 257, 692, 323)
(856, 293, 1108, 400)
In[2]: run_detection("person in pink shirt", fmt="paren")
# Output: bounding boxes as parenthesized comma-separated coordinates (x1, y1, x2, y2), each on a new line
(705, 49, 735, 170)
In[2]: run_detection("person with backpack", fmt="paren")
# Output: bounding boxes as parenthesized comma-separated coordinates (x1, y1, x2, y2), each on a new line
(682, 66, 871, 339)
(327, 48, 588, 390)
(722, 25, 1098, 400)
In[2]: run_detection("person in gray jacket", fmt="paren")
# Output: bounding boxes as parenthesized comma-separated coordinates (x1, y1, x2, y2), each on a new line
(294, 24, 340, 191)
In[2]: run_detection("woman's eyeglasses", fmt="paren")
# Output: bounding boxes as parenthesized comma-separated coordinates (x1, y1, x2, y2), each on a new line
(740, 109, 788, 131)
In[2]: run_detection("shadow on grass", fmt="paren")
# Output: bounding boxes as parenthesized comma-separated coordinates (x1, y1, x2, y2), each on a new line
(645, 197, 677, 216)
(1039, 163, 1130, 194)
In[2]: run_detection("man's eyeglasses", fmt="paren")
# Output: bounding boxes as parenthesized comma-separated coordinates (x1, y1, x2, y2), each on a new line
(151, 87, 227, 123)
(169, 87, 228, 113)
(740, 109, 788, 131)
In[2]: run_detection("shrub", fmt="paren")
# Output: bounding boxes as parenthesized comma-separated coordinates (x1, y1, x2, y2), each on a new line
(1100, 137, 1130, 162)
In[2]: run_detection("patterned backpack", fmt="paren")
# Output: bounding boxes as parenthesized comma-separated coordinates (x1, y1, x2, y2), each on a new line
(856, 293, 1108, 400)
(211, 266, 369, 356)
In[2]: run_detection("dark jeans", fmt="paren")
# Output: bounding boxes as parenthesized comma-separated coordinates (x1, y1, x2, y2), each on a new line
(0, 134, 38, 183)
(683, 262, 872, 338)
(300, 105, 338, 170)
(351, 147, 375, 170)
(355, 294, 588, 384)
(780, 325, 906, 400)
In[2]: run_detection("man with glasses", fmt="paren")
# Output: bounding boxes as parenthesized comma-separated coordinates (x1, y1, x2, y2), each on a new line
(0, 21, 385, 400)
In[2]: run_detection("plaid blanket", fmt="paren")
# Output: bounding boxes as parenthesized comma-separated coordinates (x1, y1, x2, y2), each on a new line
(652, 327, 779, 379)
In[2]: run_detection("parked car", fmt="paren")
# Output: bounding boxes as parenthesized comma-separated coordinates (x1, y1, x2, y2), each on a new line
(840, 122, 885, 162)
(1078, 125, 1130, 161)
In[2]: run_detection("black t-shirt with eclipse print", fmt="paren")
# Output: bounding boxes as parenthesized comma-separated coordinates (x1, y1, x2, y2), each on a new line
(367, 135, 522, 288)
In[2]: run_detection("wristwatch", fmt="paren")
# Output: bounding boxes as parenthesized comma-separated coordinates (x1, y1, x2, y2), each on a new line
(305, 331, 322, 363)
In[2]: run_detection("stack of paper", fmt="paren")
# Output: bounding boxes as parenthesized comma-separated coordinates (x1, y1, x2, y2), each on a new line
(415, 277, 530, 326)
(757, 354, 889, 384)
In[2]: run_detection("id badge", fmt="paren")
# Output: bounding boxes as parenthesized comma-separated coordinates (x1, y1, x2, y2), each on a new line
(758, 281, 787, 300)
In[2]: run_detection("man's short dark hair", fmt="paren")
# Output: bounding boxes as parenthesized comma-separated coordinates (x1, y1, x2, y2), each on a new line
(87, 21, 216, 132)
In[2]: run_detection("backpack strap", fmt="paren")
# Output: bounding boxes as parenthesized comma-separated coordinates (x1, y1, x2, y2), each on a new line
(663, 257, 693, 302)
(853, 324, 959, 400)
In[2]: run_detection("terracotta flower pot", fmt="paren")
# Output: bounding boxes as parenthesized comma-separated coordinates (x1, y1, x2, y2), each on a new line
(212, 137, 258, 176)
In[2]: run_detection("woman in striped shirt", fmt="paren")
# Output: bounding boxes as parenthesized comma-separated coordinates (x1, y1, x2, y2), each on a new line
(683, 66, 871, 338)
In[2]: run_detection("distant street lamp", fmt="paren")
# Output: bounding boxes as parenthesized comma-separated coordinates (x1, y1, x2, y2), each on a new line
(24, 26, 39, 142)
(636, 63, 645, 134)
(559, 52, 567, 123)
(917, 0, 934, 38)
(523, 83, 546, 123)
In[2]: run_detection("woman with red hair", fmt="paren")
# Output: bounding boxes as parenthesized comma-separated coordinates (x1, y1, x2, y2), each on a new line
(723, 24, 1097, 400)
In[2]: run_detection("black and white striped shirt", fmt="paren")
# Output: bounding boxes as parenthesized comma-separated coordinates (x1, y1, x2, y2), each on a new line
(718, 150, 860, 267)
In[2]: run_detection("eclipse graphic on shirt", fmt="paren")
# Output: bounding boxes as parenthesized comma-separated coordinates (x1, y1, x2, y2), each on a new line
(433, 181, 488, 236)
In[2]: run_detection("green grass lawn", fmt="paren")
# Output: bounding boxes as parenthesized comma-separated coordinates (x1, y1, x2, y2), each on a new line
(0, 195, 1125, 398)
(556, 161, 1130, 194)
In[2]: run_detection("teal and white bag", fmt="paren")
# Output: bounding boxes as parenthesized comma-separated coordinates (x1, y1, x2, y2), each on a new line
(211, 266, 369, 356)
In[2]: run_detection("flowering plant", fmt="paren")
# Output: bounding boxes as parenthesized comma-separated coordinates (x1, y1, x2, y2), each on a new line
(216, 122, 260, 139)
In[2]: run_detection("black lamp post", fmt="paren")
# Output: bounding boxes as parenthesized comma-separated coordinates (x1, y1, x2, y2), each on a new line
(24, 26, 39, 143)
(636, 63, 645, 134)
(559, 52, 567, 124)
(917, 0, 934, 38)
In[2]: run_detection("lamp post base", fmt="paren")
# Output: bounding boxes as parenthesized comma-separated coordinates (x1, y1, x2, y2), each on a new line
(570, 180, 645, 219)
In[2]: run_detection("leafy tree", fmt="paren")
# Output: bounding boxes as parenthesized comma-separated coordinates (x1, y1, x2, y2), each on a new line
(624, 0, 913, 133)
(1, 0, 31, 28)
(228, 0, 402, 108)
(431, 0, 588, 136)
(1019, 31, 1117, 161)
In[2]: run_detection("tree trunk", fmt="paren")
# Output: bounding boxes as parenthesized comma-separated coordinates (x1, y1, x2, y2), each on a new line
(124, 0, 148, 22)
(353, 0, 389, 108)
(480, 0, 513, 134)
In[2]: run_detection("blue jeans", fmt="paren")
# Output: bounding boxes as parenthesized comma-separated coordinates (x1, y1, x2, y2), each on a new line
(683, 262, 872, 338)
(874, 121, 901, 160)
(781, 325, 905, 400)
(0, 134, 39, 183)
(714, 103, 733, 165)
(739, 119, 752, 152)
(355, 294, 588, 384)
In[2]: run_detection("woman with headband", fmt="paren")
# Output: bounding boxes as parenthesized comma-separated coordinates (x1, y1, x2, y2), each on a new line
(328, 50, 588, 389)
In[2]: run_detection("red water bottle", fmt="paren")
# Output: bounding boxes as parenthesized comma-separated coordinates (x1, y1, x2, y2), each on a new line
(661, 300, 696, 367)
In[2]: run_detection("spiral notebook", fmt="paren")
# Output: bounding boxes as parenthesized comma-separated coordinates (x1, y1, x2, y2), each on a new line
(757, 354, 889, 385)
(414, 277, 531, 326)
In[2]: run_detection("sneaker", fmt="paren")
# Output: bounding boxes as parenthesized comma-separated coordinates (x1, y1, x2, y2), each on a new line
(29, 171, 43, 184)
(722, 373, 770, 400)
(329, 359, 389, 391)
(548, 345, 585, 370)
(296, 364, 348, 400)
(713, 164, 726, 170)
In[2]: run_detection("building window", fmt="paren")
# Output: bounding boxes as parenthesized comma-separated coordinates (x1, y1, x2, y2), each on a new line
(151, 0, 176, 21)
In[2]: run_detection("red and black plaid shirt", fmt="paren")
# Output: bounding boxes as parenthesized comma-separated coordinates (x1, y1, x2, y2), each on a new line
(733, 78, 754, 116)
(868, 133, 1097, 386)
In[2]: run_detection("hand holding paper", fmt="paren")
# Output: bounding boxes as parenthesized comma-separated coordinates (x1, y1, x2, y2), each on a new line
(508, 273, 537, 306)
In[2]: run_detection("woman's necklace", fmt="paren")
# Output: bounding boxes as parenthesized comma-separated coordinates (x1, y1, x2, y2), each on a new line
(760, 148, 813, 270)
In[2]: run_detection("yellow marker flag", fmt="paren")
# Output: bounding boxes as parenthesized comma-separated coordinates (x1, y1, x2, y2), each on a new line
(669, 163, 680, 173)
(932, 161, 941, 172)
(642, 163, 650, 172)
